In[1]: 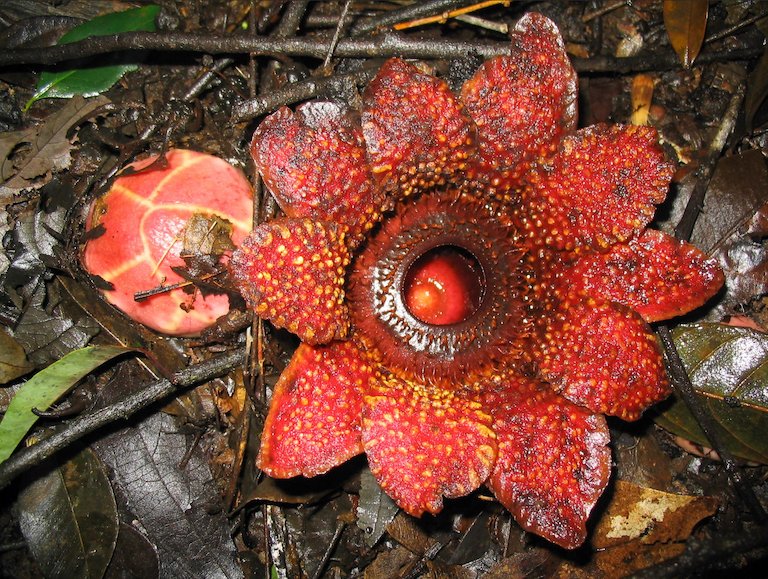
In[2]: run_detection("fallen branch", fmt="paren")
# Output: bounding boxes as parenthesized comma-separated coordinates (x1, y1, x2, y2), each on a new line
(0, 30, 760, 71)
(0, 348, 245, 492)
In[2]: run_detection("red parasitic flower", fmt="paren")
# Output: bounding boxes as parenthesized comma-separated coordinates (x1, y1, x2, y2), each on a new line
(231, 14, 723, 548)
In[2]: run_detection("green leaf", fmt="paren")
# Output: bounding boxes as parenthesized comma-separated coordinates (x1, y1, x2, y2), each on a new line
(653, 323, 768, 464)
(26, 5, 160, 108)
(18, 447, 119, 579)
(0, 345, 132, 463)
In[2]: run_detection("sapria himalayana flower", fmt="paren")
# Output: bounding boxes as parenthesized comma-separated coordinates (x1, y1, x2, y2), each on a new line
(231, 13, 723, 548)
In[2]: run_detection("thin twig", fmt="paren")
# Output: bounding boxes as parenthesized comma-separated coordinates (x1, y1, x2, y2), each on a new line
(0, 349, 245, 492)
(323, 0, 352, 69)
(273, 0, 310, 38)
(393, 0, 510, 31)
(350, 0, 475, 35)
(0, 32, 509, 66)
(582, 0, 627, 23)
(311, 522, 346, 579)
(705, 11, 768, 44)
(233, 67, 376, 121)
(138, 57, 235, 142)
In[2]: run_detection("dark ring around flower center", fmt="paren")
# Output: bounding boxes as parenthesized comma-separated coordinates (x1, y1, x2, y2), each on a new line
(348, 193, 532, 382)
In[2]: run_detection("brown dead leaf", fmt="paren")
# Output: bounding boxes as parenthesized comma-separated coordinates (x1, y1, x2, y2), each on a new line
(0, 327, 33, 384)
(0, 95, 110, 203)
(663, 0, 708, 68)
(556, 481, 717, 577)
(692, 151, 768, 321)
(562, 480, 719, 578)
(386, 512, 437, 555)
(485, 550, 559, 579)
(363, 546, 413, 579)
(182, 213, 235, 257)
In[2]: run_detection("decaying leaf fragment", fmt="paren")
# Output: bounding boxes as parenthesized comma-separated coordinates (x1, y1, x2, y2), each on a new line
(593, 481, 718, 548)
(558, 480, 719, 577)
(0, 95, 110, 202)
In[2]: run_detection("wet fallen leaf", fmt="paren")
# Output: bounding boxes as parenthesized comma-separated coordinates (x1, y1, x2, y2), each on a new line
(4, 182, 78, 308)
(663, 0, 708, 68)
(357, 465, 399, 547)
(17, 447, 119, 579)
(0, 344, 131, 463)
(654, 323, 768, 464)
(690, 150, 768, 323)
(104, 523, 160, 579)
(11, 281, 102, 367)
(0, 95, 109, 201)
(691, 150, 768, 254)
(92, 411, 243, 578)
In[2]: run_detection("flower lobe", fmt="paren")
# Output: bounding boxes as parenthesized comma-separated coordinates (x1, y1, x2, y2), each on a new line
(231, 218, 350, 344)
(258, 341, 371, 477)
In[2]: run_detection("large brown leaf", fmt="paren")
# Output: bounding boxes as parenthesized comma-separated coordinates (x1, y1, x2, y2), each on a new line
(663, 0, 708, 68)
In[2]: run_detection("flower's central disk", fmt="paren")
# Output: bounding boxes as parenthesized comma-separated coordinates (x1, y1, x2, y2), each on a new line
(348, 193, 532, 381)
(403, 246, 483, 326)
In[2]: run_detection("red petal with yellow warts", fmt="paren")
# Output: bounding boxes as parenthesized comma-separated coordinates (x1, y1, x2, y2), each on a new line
(362, 58, 475, 198)
(252, 102, 384, 239)
(537, 298, 670, 421)
(481, 373, 610, 550)
(461, 13, 576, 191)
(257, 341, 372, 478)
(231, 218, 350, 344)
(564, 229, 724, 322)
(362, 375, 497, 516)
(522, 124, 674, 252)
